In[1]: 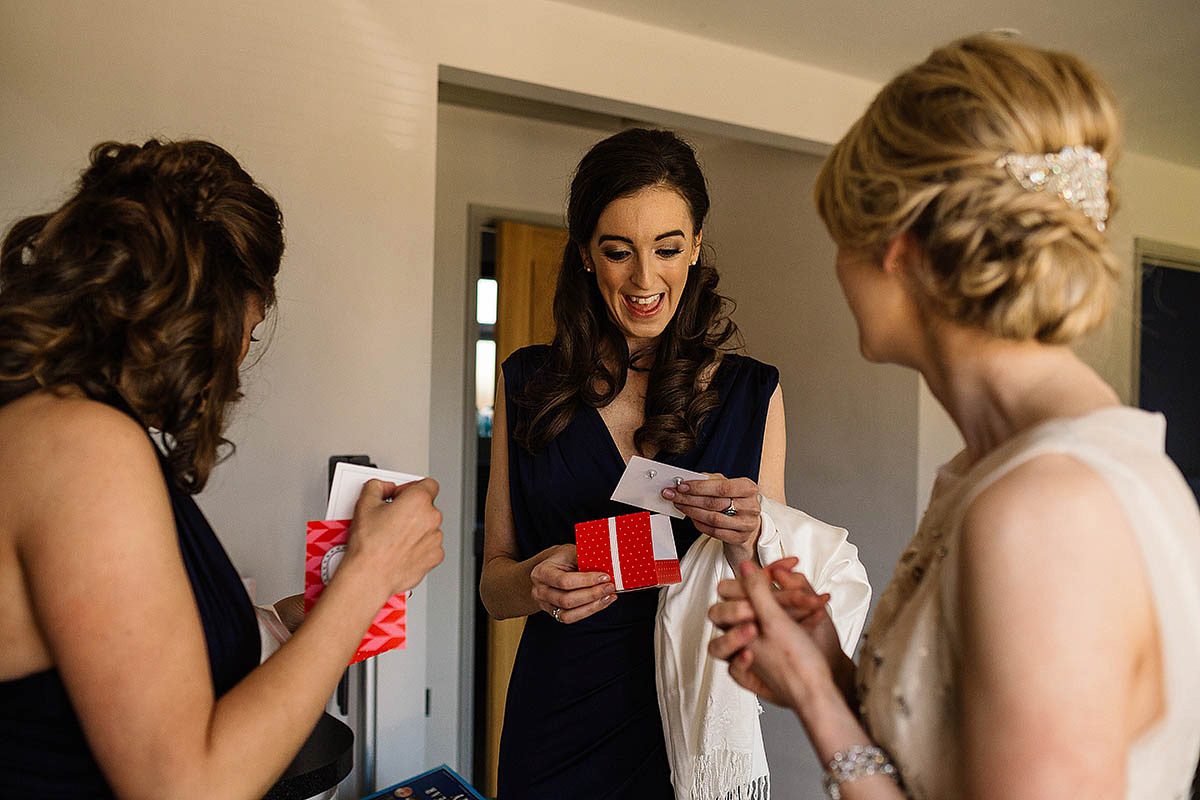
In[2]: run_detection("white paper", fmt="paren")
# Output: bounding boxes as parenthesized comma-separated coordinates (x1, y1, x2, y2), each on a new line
(609, 455, 709, 519)
(325, 462, 424, 520)
(649, 513, 677, 560)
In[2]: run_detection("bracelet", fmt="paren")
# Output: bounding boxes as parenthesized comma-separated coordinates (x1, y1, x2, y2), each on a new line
(822, 745, 898, 799)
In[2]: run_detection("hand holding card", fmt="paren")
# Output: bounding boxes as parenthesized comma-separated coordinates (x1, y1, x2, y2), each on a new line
(325, 461, 423, 520)
(305, 463, 443, 664)
(610, 455, 709, 518)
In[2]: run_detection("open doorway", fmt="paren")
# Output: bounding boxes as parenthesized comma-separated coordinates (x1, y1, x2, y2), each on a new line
(1133, 238, 1200, 504)
(465, 209, 569, 794)
(429, 76, 921, 799)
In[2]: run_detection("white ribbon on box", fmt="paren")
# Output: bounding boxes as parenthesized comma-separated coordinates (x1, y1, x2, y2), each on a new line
(606, 514, 676, 591)
(607, 516, 624, 589)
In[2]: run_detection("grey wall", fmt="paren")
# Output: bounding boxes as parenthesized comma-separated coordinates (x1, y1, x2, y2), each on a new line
(695, 133, 918, 796)
(431, 104, 919, 795)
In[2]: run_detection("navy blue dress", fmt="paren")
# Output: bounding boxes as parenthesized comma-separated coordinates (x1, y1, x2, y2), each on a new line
(497, 345, 779, 799)
(0, 419, 260, 798)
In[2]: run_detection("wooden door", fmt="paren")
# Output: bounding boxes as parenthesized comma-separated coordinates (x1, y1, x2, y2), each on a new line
(483, 219, 568, 796)
(494, 220, 564, 364)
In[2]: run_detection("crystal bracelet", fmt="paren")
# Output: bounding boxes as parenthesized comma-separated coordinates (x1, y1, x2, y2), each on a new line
(822, 745, 898, 799)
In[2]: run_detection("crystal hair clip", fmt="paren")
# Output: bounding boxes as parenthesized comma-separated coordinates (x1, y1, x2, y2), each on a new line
(995, 145, 1109, 231)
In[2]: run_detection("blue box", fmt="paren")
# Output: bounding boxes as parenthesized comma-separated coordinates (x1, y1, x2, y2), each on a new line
(363, 764, 487, 800)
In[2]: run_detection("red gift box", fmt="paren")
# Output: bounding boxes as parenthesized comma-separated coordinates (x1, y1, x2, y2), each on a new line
(305, 519, 406, 664)
(574, 511, 681, 592)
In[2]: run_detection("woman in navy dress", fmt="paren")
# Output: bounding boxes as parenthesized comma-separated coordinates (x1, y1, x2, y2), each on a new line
(0, 140, 444, 798)
(481, 129, 787, 798)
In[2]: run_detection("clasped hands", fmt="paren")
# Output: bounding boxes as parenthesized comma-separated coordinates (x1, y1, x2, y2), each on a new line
(531, 474, 764, 625)
(707, 556, 848, 711)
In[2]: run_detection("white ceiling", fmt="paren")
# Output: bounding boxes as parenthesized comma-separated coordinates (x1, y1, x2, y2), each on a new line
(557, 0, 1200, 170)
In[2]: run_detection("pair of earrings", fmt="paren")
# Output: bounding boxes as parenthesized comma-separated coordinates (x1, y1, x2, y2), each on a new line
(645, 468, 683, 487)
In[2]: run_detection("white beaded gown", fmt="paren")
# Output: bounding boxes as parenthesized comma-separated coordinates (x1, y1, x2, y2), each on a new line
(857, 407, 1200, 799)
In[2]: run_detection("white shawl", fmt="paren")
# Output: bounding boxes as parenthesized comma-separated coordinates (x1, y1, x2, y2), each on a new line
(655, 497, 872, 800)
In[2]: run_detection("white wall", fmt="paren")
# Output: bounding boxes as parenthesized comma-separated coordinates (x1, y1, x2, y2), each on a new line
(694, 132, 919, 796)
(1, 1, 877, 787)
(5, 0, 1200, 792)
(2, 0, 442, 785)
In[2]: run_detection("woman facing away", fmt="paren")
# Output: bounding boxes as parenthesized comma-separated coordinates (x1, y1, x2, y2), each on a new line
(708, 34, 1200, 800)
(480, 128, 870, 799)
(0, 140, 445, 798)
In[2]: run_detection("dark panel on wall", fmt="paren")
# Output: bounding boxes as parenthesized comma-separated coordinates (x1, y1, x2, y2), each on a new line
(1138, 261, 1200, 503)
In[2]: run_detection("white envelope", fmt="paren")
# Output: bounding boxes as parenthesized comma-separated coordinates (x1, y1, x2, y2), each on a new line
(325, 462, 424, 520)
(609, 455, 709, 519)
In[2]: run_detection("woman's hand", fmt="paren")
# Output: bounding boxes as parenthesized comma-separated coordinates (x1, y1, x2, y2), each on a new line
(708, 560, 836, 712)
(529, 543, 617, 624)
(662, 473, 762, 564)
(343, 478, 445, 600)
(713, 556, 848, 668)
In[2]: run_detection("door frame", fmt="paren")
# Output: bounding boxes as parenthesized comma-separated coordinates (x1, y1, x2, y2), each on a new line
(432, 70, 824, 777)
(1131, 237, 1200, 405)
(456, 204, 568, 776)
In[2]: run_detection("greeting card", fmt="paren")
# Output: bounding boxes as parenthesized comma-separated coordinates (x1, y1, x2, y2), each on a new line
(609, 455, 709, 519)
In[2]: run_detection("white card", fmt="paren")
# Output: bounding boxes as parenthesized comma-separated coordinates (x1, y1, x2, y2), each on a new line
(609, 455, 709, 519)
(325, 462, 424, 520)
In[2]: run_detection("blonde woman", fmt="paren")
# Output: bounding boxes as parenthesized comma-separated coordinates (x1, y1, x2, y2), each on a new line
(709, 34, 1200, 800)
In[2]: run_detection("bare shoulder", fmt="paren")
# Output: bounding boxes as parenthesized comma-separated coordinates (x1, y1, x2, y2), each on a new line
(958, 450, 1152, 687)
(961, 452, 1130, 566)
(0, 391, 150, 448)
(0, 392, 162, 534)
(957, 455, 1160, 795)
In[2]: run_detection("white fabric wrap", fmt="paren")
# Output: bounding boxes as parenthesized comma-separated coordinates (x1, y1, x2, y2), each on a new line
(655, 497, 872, 800)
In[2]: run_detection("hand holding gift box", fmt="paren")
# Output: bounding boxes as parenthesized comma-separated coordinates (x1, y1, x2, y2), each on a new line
(575, 511, 681, 592)
(305, 463, 433, 665)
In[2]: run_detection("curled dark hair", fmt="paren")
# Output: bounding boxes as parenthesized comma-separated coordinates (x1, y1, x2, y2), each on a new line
(515, 128, 739, 455)
(0, 139, 283, 492)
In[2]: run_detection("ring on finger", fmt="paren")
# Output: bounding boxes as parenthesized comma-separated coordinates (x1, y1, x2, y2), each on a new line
(551, 607, 563, 623)
(722, 498, 738, 517)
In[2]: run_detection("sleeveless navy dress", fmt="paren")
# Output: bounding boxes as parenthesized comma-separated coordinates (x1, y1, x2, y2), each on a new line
(497, 345, 779, 799)
(0, 416, 260, 798)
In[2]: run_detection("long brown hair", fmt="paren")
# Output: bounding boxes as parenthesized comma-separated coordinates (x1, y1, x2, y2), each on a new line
(0, 139, 283, 492)
(515, 128, 739, 456)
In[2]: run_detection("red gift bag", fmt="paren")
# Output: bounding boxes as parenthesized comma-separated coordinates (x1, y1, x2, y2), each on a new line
(305, 519, 406, 664)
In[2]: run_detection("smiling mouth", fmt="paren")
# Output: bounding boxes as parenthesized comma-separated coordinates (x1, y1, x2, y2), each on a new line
(623, 292, 665, 318)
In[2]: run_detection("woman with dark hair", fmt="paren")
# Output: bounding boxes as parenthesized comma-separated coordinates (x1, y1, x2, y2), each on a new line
(0, 139, 444, 798)
(480, 128, 870, 798)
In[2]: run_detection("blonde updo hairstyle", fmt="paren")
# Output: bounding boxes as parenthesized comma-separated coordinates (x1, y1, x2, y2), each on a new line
(814, 33, 1122, 344)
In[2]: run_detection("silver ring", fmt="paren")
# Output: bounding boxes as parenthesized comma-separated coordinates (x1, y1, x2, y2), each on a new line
(551, 607, 563, 622)
(723, 498, 738, 517)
